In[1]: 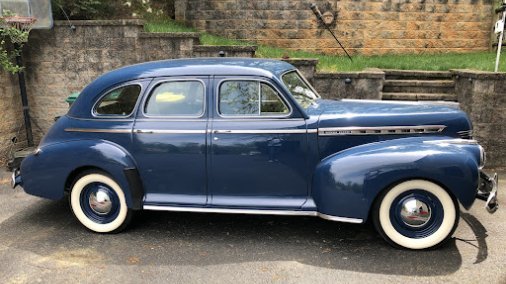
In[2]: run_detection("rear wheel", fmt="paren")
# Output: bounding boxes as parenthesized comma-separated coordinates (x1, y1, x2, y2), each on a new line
(70, 171, 132, 233)
(372, 179, 459, 249)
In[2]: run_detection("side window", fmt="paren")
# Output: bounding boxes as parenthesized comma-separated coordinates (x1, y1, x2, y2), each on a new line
(95, 85, 141, 116)
(144, 81, 205, 117)
(219, 81, 289, 117)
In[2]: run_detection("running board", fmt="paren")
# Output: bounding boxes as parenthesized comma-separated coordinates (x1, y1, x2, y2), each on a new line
(143, 205, 363, 224)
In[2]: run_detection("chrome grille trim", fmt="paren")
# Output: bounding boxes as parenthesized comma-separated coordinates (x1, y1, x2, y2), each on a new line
(457, 130, 473, 139)
(318, 125, 446, 136)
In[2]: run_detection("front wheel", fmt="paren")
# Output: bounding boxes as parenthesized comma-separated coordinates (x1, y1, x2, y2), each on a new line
(70, 171, 132, 233)
(372, 179, 459, 250)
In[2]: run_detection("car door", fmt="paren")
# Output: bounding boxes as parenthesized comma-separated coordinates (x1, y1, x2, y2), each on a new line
(209, 76, 309, 209)
(132, 77, 209, 206)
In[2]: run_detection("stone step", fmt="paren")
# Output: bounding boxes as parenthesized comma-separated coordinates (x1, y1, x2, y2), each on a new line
(382, 92, 458, 101)
(383, 79, 455, 94)
(383, 69, 453, 80)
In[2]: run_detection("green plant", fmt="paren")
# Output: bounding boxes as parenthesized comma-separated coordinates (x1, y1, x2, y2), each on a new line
(0, 11, 31, 74)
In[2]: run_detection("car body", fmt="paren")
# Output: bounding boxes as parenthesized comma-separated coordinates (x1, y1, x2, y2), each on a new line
(12, 58, 498, 249)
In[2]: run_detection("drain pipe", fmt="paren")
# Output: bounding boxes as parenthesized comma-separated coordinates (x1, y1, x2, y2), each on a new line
(14, 43, 34, 147)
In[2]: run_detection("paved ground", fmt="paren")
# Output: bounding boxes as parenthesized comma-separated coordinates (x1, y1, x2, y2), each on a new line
(0, 169, 505, 284)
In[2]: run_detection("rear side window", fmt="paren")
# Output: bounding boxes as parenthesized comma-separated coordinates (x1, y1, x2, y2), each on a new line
(95, 85, 141, 116)
(218, 81, 289, 117)
(144, 81, 205, 117)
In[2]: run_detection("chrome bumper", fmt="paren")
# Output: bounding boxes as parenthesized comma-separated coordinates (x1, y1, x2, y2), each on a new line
(477, 171, 499, 213)
(11, 169, 22, 189)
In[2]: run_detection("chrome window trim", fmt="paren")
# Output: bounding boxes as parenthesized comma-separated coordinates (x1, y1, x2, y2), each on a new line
(143, 205, 363, 224)
(65, 128, 133, 134)
(91, 82, 144, 119)
(141, 79, 207, 119)
(215, 78, 293, 119)
(66, 114, 135, 122)
(318, 125, 446, 136)
(281, 69, 321, 99)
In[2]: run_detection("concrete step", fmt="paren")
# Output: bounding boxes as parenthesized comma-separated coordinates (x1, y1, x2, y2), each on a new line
(383, 79, 455, 94)
(383, 69, 453, 80)
(382, 92, 458, 101)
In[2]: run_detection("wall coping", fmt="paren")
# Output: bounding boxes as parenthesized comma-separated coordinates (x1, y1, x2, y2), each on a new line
(54, 19, 144, 26)
(139, 32, 200, 38)
(193, 45, 257, 52)
(315, 69, 385, 79)
(450, 69, 506, 80)
(281, 58, 319, 66)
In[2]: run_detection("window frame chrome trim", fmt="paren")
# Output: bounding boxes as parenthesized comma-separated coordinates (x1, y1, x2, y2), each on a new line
(318, 125, 447, 136)
(215, 77, 293, 119)
(91, 82, 144, 119)
(141, 78, 207, 119)
(143, 205, 363, 224)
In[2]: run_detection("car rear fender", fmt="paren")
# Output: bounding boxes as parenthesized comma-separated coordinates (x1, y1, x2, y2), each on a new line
(20, 139, 143, 209)
(311, 137, 480, 221)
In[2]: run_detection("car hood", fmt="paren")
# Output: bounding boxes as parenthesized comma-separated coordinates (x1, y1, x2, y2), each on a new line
(305, 99, 472, 136)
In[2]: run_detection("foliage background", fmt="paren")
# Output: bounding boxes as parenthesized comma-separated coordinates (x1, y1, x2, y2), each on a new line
(51, 0, 175, 20)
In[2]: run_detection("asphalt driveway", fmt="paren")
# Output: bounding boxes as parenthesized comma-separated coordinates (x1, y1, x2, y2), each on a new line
(0, 169, 505, 284)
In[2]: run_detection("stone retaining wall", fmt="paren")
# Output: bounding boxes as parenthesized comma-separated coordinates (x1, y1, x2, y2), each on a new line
(453, 70, 506, 169)
(176, 0, 495, 55)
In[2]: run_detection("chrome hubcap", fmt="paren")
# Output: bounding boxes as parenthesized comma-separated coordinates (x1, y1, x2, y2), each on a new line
(400, 197, 432, 227)
(89, 188, 113, 215)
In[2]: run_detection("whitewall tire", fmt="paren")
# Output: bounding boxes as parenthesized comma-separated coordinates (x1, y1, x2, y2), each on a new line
(70, 171, 132, 233)
(373, 179, 459, 250)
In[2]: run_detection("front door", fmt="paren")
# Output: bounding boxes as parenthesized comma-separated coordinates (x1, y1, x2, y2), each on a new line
(132, 77, 209, 206)
(209, 77, 309, 209)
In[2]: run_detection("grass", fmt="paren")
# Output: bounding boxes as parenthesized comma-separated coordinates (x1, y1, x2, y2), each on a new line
(144, 18, 506, 73)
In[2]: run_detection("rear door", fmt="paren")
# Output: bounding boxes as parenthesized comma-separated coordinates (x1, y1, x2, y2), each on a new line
(132, 77, 209, 206)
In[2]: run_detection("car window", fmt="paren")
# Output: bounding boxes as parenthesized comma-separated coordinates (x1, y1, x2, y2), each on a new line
(281, 71, 318, 109)
(144, 81, 205, 117)
(95, 85, 141, 116)
(219, 81, 289, 117)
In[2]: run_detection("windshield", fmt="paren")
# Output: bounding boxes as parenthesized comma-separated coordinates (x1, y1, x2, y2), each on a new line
(281, 71, 319, 108)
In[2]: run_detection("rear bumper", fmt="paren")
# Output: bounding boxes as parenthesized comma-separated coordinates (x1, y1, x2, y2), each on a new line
(477, 171, 499, 213)
(11, 169, 22, 189)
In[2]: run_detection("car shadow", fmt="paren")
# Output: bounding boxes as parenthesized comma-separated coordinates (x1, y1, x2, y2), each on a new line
(0, 199, 487, 276)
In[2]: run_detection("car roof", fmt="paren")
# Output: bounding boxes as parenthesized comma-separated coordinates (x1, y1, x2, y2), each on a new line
(68, 58, 297, 118)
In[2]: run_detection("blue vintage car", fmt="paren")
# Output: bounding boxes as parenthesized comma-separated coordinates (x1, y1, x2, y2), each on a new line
(12, 58, 498, 249)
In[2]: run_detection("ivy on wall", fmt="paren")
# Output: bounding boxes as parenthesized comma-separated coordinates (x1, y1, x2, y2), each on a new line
(0, 11, 31, 74)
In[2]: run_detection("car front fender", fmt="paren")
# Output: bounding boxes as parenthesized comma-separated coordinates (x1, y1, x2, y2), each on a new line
(20, 139, 143, 209)
(312, 137, 481, 221)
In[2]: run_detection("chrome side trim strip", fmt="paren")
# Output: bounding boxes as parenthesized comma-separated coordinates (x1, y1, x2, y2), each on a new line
(143, 205, 363, 224)
(423, 139, 478, 145)
(135, 129, 206, 134)
(318, 125, 446, 136)
(64, 128, 132, 134)
(213, 129, 309, 134)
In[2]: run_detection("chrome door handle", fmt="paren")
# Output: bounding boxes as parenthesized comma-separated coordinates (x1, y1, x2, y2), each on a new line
(135, 129, 154, 134)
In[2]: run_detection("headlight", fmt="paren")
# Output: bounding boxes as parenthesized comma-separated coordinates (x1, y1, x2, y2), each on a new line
(479, 145, 486, 169)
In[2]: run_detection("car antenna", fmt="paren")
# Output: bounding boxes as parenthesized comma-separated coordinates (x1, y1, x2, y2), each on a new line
(310, 3, 352, 62)
(55, 3, 76, 31)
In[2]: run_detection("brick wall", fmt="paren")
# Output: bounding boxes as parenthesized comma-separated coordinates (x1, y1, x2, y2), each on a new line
(177, 0, 495, 55)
